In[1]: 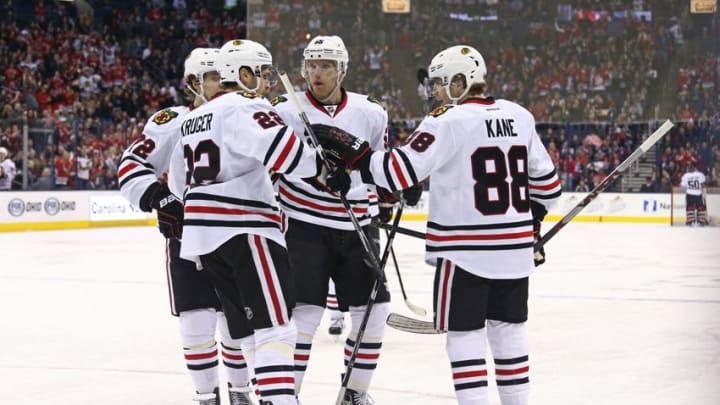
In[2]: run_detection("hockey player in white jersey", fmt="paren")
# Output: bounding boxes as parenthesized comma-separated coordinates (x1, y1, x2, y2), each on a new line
(312, 45, 562, 405)
(680, 160, 708, 226)
(178, 39, 340, 405)
(0, 147, 16, 191)
(271, 35, 420, 404)
(117, 48, 255, 405)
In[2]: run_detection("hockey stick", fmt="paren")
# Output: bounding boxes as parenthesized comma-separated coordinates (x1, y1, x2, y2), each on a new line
(336, 200, 405, 404)
(278, 73, 385, 281)
(384, 227, 427, 316)
(536, 119, 673, 250)
(384, 119, 675, 335)
(277, 73, 398, 403)
(374, 220, 425, 240)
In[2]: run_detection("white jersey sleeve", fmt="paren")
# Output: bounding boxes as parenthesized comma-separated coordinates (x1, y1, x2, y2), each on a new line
(366, 100, 562, 279)
(117, 106, 189, 209)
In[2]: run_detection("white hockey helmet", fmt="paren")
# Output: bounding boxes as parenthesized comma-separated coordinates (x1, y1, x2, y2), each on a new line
(217, 39, 273, 93)
(183, 47, 219, 102)
(302, 35, 349, 82)
(0, 146, 7, 157)
(428, 45, 487, 103)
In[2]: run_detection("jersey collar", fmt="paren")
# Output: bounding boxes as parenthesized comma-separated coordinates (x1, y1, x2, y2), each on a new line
(305, 88, 349, 118)
(461, 97, 495, 105)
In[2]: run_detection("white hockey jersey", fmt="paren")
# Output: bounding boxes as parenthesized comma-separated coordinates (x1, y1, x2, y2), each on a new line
(178, 91, 319, 260)
(0, 158, 16, 190)
(366, 99, 562, 279)
(272, 90, 388, 230)
(118, 106, 189, 207)
(680, 170, 706, 196)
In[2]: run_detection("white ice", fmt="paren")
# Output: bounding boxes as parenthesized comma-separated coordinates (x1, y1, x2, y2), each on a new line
(1, 222, 719, 404)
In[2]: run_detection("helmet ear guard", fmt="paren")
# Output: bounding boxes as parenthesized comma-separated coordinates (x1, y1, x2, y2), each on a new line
(217, 39, 273, 93)
(428, 45, 487, 104)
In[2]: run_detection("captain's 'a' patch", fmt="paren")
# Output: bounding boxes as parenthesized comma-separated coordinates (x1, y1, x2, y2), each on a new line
(152, 109, 179, 125)
(271, 95, 288, 106)
(428, 105, 453, 117)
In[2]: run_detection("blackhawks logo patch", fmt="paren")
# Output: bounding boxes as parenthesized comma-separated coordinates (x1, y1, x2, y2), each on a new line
(428, 105, 453, 117)
(152, 109, 179, 125)
(270, 95, 288, 106)
(367, 96, 385, 109)
(237, 91, 258, 99)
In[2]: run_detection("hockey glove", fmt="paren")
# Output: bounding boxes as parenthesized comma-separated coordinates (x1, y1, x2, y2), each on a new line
(531, 201, 548, 267)
(310, 124, 372, 170)
(402, 184, 423, 206)
(304, 164, 351, 195)
(140, 182, 184, 239)
(378, 204, 394, 223)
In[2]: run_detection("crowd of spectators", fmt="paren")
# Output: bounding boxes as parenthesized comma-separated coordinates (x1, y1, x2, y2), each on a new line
(0, 0, 717, 195)
(0, 0, 246, 190)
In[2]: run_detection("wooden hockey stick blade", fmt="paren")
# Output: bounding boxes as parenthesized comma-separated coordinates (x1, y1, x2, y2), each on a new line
(386, 313, 442, 334)
(406, 300, 427, 317)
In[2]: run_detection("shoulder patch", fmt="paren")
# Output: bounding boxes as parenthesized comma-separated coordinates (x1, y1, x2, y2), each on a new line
(237, 91, 258, 99)
(270, 95, 288, 106)
(366, 96, 385, 109)
(152, 109, 179, 125)
(428, 105, 454, 117)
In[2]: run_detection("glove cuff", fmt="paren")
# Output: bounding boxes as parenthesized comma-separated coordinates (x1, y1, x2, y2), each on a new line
(139, 181, 162, 212)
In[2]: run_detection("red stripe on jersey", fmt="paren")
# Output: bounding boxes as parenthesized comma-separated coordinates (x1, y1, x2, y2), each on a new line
(344, 349, 380, 360)
(222, 352, 245, 361)
(529, 179, 561, 190)
(185, 349, 218, 360)
(439, 260, 452, 331)
(117, 162, 138, 179)
(185, 206, 281, 223)
(496, 366, 529, 375)
(278, 187, 368, 214)
(453, 370, 488, 379)
(254, 236, 285, 324)
(257, 377, 295, 385)
(390, 152, 409, 189)
(426, 231, 533, 241)
(271, 133, 297, 172)
(294, 354, 310, 361)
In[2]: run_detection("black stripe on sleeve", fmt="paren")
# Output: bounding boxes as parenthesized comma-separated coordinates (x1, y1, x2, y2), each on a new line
(394, 148, 419, 185)
(119, 169, 155, 188)
(529, 168, 557, 182)
(262, 126, 288, 166)
(382, 153, 397, 192)
(284, 138, 304, 175)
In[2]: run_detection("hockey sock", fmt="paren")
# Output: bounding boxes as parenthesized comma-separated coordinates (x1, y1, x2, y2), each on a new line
(291, 305, 323, 393)
(327, 282, 343, 320)
(254, 321, 297, 405)
(487, 320, 530, 405)
(179, 309, 219, 395)
(217, 312, 253, 389)
(698, 206, 708, 225)
(344, 302, 389, 393)
(446, 329, 489, 405)
(686, 205, 697, 225)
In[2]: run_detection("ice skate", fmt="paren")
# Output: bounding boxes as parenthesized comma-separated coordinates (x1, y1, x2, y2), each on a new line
(328, 317, 344, 341)
(342, 388, 375, 405)
(194, 387, 220, 405)
(229, 382, 255, 405)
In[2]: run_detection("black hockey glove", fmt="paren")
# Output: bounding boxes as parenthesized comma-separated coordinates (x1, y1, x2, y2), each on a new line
(402, 184, 423, 206)
(310, 124, 372, 171)
(378, 204, 394, 223)
(531, 201, 548, 267)
(304, 163, 351, 195)
(140, 182, 184, 239)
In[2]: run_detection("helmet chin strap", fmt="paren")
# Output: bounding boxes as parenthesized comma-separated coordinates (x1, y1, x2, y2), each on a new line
(187, 77, 208, 105)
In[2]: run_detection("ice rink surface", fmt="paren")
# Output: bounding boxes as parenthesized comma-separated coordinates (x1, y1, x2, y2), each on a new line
(2, 221, 719, 404)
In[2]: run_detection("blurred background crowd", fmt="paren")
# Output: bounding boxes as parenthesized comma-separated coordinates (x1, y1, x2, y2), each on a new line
(0, 0, 717, 194)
